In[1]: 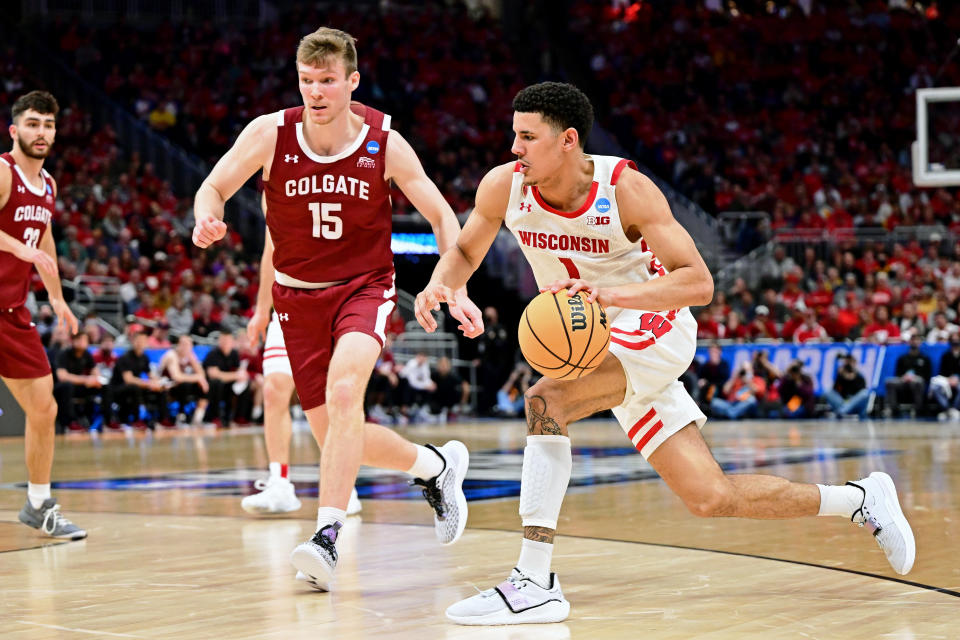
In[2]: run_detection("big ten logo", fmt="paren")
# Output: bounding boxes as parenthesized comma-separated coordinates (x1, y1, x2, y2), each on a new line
(639, 312, 672, 339)
(586, 215, 610, 226)
(567, 294, 587, 331)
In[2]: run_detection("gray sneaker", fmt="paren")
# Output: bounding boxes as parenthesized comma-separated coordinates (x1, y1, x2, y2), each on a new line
(290, 522, 340, 592)
(18, 498, 87, 540)
(412, 441, 469, 545)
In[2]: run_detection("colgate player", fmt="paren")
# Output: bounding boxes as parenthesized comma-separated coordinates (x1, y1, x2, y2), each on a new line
(192, 27, 482, 592)
(0, 91, 86, 540)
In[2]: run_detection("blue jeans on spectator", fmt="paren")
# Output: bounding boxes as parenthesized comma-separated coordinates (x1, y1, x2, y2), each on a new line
(823, 389, 870, 418)
(710, 396, 757, 420)
(496, 390, 525, 416)
(929, 376, 960, 412)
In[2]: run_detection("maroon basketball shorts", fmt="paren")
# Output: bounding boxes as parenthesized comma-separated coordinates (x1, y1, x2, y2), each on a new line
(271, 268, 396, 411)
(0, 305, 52, 379)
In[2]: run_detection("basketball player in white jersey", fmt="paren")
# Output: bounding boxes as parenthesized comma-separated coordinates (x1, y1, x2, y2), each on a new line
(242, 194, 361, 517)
(416, 82, 914, 624)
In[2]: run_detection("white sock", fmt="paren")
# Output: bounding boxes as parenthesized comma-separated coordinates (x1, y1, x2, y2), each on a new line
(269, 462, 281, 479)
(406, 444, 445, 480)
(817, 484, 864, 518)
(316, 506, 347, 532)
(28, 483, 51, 509)
(517, 538, 553, 588)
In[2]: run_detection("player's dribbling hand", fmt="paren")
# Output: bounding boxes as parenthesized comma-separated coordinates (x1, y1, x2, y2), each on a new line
(450, 289, 484, 339)
(247, 306, 270, 345)
(50, 297, 79, 335)
(541, 278, 602, 303)
(415, 283, 454, 333)
(192, 214, 228, 248)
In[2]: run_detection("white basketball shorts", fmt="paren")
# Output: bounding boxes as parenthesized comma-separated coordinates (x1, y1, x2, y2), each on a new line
(262, 311, 294, 378)
(606, 307, 706, 459)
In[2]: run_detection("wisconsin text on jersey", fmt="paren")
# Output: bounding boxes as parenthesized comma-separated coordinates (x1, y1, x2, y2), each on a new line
(514, 230, 611, 254)
(283, 174, 371, 200)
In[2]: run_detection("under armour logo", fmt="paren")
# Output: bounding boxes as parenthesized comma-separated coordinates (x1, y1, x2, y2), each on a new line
(284, 154, 299, 163)
(17, 185, 25, 193)
(519, 203, 532, 212)
(357, 156, 375, 169)
(278, 313, 289, 321)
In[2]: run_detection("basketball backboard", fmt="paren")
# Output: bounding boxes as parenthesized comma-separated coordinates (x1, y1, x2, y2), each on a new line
(913, 87, 960, 187)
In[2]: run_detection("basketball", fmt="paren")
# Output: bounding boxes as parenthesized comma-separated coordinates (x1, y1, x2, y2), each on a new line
(518, 289, 610, 380)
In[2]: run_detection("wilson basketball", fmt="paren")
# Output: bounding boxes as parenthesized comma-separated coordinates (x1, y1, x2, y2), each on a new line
(518, 289, 610, 380)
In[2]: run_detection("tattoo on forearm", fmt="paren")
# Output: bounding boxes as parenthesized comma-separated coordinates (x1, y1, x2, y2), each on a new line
(524, 526, 556, 544)
(525, 395, 563, 435)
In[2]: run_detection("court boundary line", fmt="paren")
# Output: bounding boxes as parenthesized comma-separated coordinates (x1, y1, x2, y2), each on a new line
(4, 509, 955, 600)
(0, 520, 71, 554)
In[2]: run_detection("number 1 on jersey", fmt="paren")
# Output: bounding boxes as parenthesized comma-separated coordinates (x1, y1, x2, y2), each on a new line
(559, 257, 580, 279)
(309, 202, 343, 240)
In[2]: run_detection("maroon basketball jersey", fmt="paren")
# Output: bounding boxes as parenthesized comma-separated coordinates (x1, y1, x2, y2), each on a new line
(264, 102, 393, 283)
(0, 153, 55, 307)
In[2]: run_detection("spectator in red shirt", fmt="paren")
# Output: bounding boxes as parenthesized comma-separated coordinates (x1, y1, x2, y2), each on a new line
(863, 305, 902, 344)
(780, 272, 804, 308)
(793, 309, 829, 344)
(697, 309, 722, 340)
(780, 304, 806, 342)
(747, 305, 779, 340)
(724, 311, 749, 342)
(820, 304, 849, 340)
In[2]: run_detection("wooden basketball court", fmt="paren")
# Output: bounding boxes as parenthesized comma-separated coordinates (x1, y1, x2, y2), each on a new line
(1, 418, 957, 639)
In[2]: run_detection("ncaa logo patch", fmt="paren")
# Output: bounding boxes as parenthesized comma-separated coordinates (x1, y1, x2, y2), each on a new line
(595, 198, 611, 213)
(366, 140, 380, 155)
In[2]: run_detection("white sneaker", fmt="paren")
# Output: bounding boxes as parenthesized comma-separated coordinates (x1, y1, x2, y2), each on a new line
(446, 568, 570, 625)
(949, 408, 960, 421)
(295, 570, 327, 591)
(241, 476, 302, 514)
(347, 487, 362, 516)
(411, 441, 469, 545)
(290, 523, 340, 592)
(847, 472, 916, 575)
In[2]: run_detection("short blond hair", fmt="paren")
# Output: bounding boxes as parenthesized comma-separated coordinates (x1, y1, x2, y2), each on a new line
(296, 27, 358, 76)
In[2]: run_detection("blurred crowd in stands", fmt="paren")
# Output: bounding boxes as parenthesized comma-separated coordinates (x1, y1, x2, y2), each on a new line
(40, 2, 523, 215)
(6, 1, 960, 428)
(691, 334, 960, 422)
(569, 1, 960, 251)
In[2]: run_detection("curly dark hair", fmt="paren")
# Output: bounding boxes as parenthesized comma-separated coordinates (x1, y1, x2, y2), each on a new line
(512, 82, 593, 148)
(11, 90, 59, 122)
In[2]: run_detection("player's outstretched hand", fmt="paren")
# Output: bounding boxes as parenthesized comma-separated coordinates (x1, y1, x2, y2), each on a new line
(51, 297, 79, 335)
(450, 289, 485, 339)
(192, 215, 228, 248)
(541, 278, 602, 303)
(247, 306, 270, 345)
(415, 283, 454, 333)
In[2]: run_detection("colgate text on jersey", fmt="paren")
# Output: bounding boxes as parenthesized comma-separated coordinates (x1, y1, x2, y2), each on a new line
(284, 174, 370, 200)
(13, 204, 52, 224)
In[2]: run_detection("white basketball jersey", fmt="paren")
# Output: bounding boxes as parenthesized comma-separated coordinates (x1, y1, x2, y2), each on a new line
(504, 155, 677, 321)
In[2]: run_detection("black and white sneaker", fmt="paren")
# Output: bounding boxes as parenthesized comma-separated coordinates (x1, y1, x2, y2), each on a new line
(446, 567, 570, 625)
(411, 441, 469, 545)
(290, 522, 341, 591)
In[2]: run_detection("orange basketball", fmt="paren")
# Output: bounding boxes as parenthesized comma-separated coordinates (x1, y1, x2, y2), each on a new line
(518, 289, 611, 380)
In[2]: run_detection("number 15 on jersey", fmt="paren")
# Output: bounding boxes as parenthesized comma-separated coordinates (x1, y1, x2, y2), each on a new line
(309, 202, 343, 240)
